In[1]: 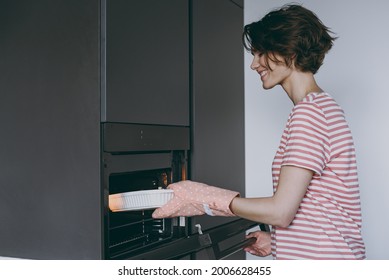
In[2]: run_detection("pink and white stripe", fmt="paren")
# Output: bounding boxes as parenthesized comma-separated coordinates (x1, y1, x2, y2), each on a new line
(271, 92, 366, 260)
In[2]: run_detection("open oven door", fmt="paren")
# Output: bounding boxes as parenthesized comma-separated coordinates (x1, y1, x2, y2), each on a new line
(125, 218, 270, 260)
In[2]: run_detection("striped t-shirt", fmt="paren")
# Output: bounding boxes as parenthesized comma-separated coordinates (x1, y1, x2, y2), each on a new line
(271, 92, 366, 259)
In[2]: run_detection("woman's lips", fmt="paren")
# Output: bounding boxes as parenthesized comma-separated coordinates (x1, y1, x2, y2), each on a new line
(259, 70, 268, 80)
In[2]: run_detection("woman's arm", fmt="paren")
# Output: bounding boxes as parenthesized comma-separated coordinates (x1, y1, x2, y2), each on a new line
(230, 165, 314, 228)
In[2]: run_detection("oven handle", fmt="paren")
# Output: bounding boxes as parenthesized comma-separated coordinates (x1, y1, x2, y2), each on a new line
(216, 237, 256, 260)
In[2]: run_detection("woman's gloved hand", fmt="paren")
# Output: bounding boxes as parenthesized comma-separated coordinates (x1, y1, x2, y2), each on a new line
(244, 231, 272, 257)
(152, 180, 239, 218)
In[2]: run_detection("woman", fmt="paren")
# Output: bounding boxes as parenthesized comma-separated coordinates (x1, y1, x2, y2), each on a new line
(153, 4, 366, 260)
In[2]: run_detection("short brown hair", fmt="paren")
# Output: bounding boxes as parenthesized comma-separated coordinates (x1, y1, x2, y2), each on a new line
(243, 4, 337, 74)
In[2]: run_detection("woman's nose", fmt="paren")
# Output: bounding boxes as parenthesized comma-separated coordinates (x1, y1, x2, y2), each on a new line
(250, 56, 260, 70)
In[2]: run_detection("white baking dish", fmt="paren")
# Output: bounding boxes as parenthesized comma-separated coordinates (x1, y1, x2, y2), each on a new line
(109, 189, 174, 212)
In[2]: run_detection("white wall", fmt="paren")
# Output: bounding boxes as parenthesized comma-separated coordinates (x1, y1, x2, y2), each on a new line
(245, 0, 389, 260)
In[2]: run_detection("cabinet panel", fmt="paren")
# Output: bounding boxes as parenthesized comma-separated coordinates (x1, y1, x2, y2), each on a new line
(0, 0, 101, 259)
(104, 0, 189, 126)
(190, 0, 245, 233)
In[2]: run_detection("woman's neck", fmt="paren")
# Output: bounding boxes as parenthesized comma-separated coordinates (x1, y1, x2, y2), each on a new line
(282, 71, 323, 105)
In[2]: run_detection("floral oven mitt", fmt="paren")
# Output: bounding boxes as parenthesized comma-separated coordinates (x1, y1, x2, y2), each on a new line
(152, 180, 239, 218)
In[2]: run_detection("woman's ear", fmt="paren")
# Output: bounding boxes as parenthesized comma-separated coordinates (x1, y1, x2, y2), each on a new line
(289, 54, 297, 69)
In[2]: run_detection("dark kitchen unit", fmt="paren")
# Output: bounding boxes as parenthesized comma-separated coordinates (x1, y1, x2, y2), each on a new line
(0, 0, 267, 259)
(190, 0, 250, 260)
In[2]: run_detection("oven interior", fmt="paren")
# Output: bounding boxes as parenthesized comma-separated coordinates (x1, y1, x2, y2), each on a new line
(108, 168, 174, 258)
(104, 151, 189, 260)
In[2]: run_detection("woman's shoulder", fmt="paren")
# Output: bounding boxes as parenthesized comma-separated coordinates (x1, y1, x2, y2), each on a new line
(294, 92, 342, 115)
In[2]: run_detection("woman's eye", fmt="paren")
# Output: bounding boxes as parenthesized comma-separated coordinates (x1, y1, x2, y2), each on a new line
(251, 50, 263, 57)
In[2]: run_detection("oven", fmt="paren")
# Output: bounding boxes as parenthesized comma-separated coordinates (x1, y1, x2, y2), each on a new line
(102, 123, 190, 259)
(102, 123, 269, 260)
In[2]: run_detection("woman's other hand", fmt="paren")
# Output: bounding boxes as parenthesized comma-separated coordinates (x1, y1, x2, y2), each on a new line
(244, 230, 271, 257)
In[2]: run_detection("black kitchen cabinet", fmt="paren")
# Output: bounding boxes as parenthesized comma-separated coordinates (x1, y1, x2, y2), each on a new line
(190, 0, 245, 232)
(0, 0, 102, 259)
(0, 0, 245, 260)
(103, 0, 190, 126)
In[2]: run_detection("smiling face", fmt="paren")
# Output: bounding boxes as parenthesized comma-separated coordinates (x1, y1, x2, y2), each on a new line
(250, 51, 294, 90)
(243, 5, 336, 76)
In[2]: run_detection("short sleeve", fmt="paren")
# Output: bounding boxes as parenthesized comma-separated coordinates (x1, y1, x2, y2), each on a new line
(281, 102, 330, 176)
